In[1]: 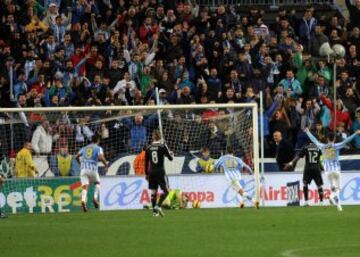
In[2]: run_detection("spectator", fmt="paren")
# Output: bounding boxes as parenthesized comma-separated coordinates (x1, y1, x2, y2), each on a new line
(314, 121, 327, 143)
(336, 70, 354, 99)
(14, 71, 28, 101)
(176, 86, 195, 105)
(206, 121, 226, 158)
(351, 108, 360, 149)
(43, 3, 61, 27)
(113, 72, 136, 96)
(51, 15, 67, 43)
(295, 98, 320, 147)
(270, 109, 291, 138)
(31, 119, 57, 176)
(75, 117, 94, 148)
(158, 88, 169, 105)
(346, 0, 360, 29)
(309, 75, 331, 99)
(273, 130, 295, 171)
(310, 24, 329, 57)
(121, 113, 158, 153)
(296, 98, 321, 130)
(279, 70, 303, 99)
(157, 72, 173, 94)
(207, 68, 222, 101)
(139, 17, 158, 44)
(25, 15, 48, 34)
(299, 8, 317, 51)
(166, 35, 183, 64)
(32, 120, 56, 155)
(342, 87, 360, 115)
(45, 76, 74, 106)
(261, 96, 280, 154)
(320, 94, 351, 130)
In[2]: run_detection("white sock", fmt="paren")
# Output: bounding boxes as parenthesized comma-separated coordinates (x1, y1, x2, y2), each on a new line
(242, 192, 252, 201)
(81, 189, 87, 203)
(94, 184, 100, 201)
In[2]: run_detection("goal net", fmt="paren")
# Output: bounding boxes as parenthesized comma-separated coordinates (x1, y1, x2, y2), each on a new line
(0, 103, 259, 213)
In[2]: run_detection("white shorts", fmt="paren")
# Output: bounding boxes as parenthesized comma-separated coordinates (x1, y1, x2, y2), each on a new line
(325, 171, 341, 190)
(225, 170, 241, 182)
(80, 169, 100, 186)
(224, 170, 242, 192)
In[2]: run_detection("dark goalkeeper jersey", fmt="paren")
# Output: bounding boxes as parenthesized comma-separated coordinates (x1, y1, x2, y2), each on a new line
(299, 142, 322, 170)
(145, 141, 173, 176)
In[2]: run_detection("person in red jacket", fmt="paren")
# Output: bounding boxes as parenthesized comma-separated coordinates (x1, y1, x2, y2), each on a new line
(139, 17, 158, 44)
(320, 93, 351, 130)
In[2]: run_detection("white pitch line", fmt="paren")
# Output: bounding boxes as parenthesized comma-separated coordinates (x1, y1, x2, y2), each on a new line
(280, 245, 360, 257)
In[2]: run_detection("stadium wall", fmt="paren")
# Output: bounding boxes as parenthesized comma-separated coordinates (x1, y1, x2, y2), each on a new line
(100, 172, 360, 210)
(2, 172, 360, 214)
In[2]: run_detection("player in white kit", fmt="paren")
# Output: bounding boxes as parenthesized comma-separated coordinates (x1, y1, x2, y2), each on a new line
(76, 134, 108, 212)
(305, 128, 360, 211)
(214, 146, 259, 209)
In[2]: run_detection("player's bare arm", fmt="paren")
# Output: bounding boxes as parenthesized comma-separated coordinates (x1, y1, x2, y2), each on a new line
(285, 155, 300, 170)
(99, 154, 109, 173)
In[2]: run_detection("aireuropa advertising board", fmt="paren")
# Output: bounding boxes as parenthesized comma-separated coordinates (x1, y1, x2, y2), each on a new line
(100, 172, 360, 210)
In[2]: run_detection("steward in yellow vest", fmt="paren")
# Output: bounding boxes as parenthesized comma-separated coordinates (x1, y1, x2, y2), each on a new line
(52, 147, 75, 176)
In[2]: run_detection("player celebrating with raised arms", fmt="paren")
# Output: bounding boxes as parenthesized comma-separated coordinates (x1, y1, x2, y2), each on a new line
(76, 134, 109, 212)
(215, 146, 259, 209)
(285, 139, 324, 207)
(145, 130, 173, 217)
(305, 128, 360, 211)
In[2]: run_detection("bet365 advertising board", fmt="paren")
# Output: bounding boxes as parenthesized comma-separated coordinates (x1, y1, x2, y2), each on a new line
(1, 172, 360, 214)
(0, 178, 94, 214)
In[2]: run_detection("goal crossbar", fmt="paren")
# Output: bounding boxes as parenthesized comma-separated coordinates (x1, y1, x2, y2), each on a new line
(0, 103, 257, 113)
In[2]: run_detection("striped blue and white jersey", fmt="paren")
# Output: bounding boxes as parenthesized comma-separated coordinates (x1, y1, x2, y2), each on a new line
(305, 130, 357, 173)
(214, 154, 253, 181)
(78, 143, 103, 172)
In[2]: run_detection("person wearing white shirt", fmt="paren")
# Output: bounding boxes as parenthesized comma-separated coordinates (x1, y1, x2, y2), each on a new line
(112, 72, 137, 96)
(75, 118, 94, 146)
(32, 120, 55, 154)
(31, 120, 59, 176)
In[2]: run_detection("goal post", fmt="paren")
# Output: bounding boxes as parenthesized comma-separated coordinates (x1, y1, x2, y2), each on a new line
(0, 103, 260, 211)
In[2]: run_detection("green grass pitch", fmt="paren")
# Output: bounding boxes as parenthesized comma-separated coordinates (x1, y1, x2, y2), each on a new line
(1, 206, 360, 257)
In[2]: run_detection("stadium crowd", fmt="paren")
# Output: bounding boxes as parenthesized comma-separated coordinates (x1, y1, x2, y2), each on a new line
(1, 0, 360, 174)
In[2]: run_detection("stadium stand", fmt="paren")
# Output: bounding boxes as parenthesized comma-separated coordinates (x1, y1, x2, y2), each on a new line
(0, 0, 360, 175)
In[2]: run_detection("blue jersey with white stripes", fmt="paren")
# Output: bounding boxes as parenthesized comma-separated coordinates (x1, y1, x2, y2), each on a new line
(79, 143, 103, 172)
(214, 154, 253, 180)
(305, 130, 357, 172)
